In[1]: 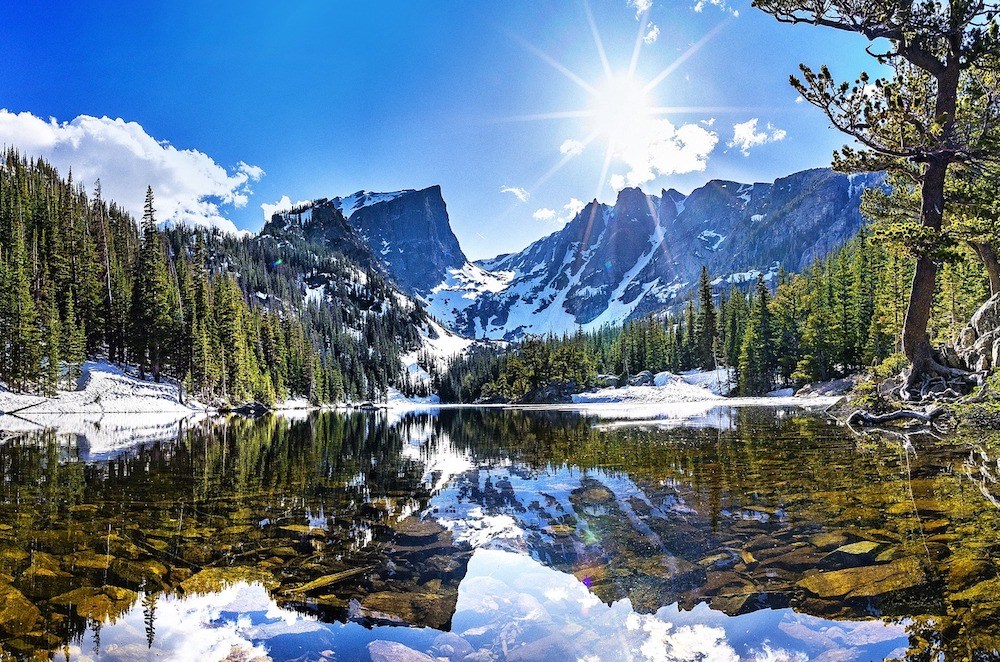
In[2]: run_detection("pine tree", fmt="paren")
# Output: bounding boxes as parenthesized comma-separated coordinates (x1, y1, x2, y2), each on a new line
(754, 0, 1000, 393)
(738, 276, 773, 395)
(695, 266, 717, 369)
(129, 188, 175, 381)
(62, 295, 86, 388)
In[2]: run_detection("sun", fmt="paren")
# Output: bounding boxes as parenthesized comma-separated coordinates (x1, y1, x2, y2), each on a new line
(590, 74, 654, 146)
(498, 2, 733, 200)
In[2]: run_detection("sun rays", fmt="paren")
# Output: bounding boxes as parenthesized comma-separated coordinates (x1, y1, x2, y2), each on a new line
(494, 1, 739, 219)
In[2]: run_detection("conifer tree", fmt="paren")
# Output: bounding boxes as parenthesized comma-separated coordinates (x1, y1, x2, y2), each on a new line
(695, 266, 717, 369)
(739, 276, 774, 395)
(130, 188, 174, 381)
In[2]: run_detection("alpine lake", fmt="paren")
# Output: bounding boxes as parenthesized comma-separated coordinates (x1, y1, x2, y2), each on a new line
(1, 403, 999, 661)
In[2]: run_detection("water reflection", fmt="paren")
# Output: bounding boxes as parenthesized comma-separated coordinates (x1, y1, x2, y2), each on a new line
(0, 406, 998, 660)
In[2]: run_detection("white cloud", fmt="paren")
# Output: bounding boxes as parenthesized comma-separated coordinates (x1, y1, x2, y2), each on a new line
(559, 139, 586, 157)
(563, 197, 586, 218)
(609, 119, 718, 190)
(500, 185, 530, 202)
(261, 195, 313, 221)
(794, 95, 805, 104)
(693, 0, 739, 16)
(643, 22, 660, 44)
(628, 0, 653, 18)
(728, 118, 787, 156)
(701, 117, 716, 127)
(534, 198, 586, 225)
(0, 109, 262, 235)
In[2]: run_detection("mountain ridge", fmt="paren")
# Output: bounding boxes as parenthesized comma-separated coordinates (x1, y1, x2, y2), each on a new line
(262, 167, 884, 341)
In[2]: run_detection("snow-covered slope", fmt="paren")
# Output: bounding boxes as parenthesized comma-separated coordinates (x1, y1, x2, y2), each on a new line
(0, 360, 203, 415)
(331, 189, 415, 219)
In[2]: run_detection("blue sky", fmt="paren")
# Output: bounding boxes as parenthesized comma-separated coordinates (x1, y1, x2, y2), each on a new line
(0, 1, 877, 259)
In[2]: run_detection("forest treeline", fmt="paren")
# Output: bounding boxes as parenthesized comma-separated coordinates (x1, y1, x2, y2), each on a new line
(435, 227, 990, 402)
(0, 151, 426, 405)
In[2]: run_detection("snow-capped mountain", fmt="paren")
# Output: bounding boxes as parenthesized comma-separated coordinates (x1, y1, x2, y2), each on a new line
(264, 186, 468, 298)
(428, 168, 883, 339)
(261, 168, 882, 342)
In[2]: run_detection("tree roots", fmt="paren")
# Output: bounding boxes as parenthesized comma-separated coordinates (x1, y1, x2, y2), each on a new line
(900, 359, 981, 403)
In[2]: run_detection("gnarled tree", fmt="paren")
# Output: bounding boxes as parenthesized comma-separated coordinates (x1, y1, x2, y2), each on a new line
(752, 0, 1000, 398)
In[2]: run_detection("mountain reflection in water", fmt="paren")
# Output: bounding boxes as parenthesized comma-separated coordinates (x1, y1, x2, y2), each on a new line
(0, 406, 998, 660)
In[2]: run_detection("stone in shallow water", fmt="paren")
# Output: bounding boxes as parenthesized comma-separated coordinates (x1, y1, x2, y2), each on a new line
(367, 640, 435, 662)
(50, 585, 137, 622)
(111, 558, 168, 586)
(947, 554, 992, 587)
(832, 541, 879, 556)
(358, 591, 456, 628)
(0, 583, 40, 635)
(432, 631, 475, 660)
(809, 532, 849, 549)
(179, 567, 278, 594)
(951, 576, 1000, 603)
(69, 550, 113, 571)
(279, 524, 326, 536)
(798, 557, 926, 598)
(505, 633, 579, 661)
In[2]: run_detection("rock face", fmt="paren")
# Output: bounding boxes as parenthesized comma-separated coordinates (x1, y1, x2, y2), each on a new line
(428, 168, 884, 340)
(340, 186, 467, 296)
(955, 293, 1000, 371)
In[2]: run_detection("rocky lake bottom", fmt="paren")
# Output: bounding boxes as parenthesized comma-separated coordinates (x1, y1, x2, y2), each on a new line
(0, 405, 998, 660)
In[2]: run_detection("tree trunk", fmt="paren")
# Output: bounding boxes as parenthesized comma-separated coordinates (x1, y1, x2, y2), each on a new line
(970, 241, 1000, 296)
(901, 55, 962, 393)
(902, 158, 947, 383)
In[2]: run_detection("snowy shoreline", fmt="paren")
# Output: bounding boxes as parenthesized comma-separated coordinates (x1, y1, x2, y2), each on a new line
(2, 361, 840, 418)
(2, 361, 843, 458)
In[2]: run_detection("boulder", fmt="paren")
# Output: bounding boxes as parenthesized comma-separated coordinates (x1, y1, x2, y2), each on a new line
(596, 374, 620, 388)
(970, 293, 1000, 336)
(795, 377, 855, 397)
(368, 641, 435, 662)
(956, 294, 1000, 370)
(519, 381, 578, 404)
(798, 556, 925, 598)
(0, 583, 40, 636)
(628, 370, 654, 386)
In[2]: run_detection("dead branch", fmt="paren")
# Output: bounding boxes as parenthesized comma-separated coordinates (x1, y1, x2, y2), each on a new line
(847, 406, 948, 427)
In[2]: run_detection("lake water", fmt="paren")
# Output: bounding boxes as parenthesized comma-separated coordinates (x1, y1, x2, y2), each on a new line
(0, 404, 998, 661)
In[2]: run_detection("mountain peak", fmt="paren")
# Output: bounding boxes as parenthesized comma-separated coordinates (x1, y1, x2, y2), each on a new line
(423, 167, 883, 340)
(341, 185, 466, 296)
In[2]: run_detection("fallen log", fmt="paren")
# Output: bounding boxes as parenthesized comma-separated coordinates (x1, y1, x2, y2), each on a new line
(847, 406, 947, 427)
(0, 399, 48, 417)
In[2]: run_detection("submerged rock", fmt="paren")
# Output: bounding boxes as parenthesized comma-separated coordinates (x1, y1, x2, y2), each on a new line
(368, 640, 435, 662)
(50, 585, 138, 622)
(0, 583, 40, 635)
(179, 567, 279, 594)
(798, 557, 925, 598)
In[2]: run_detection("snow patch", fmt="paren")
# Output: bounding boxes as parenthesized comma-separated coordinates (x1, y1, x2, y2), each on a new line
(0, 360, 204, 415)
(333, 190, 414, 219)
(697, 230, 726, 251)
